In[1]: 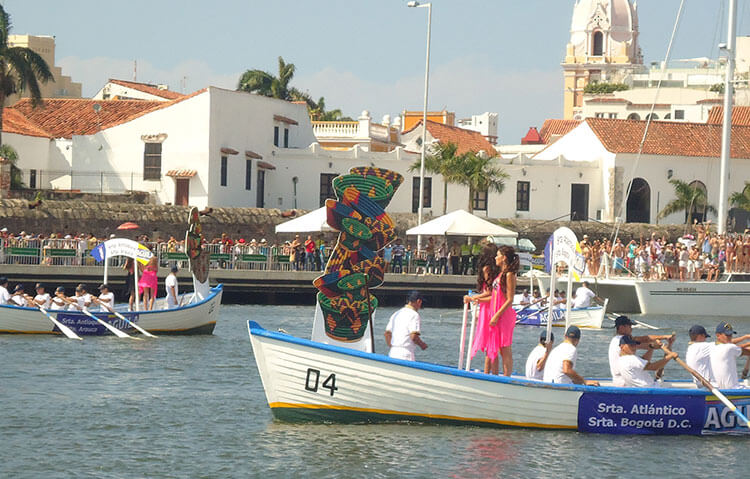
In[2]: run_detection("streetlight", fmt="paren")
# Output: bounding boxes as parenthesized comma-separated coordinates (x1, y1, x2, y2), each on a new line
(408, 0, 431, 253)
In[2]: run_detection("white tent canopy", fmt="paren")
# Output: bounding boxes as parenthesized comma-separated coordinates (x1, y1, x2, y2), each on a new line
(405, 209, 517, 238)
(275, 207, 335, 233)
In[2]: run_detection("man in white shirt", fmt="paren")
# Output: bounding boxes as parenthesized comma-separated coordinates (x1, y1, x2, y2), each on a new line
(165, 266, 179, 309)
(710, 322, 750, 389)
(525, 331, 554, 380)
(572, 281, 600, 309)
(68, 284, 92, 312)
(0, 276, 11, 305)
(618, 335, 677, 388)
(10, 284, 28, 307)
(543, 326, 599, 386)
(30, 283, 52, 309)
(609, 316, 675, 387)
(685, 325, 715, 388)
(385, 291, 428, 361)
(50, 286, 68, 311)
(519, 290, 531, 306)
(92, 284, 115, 312)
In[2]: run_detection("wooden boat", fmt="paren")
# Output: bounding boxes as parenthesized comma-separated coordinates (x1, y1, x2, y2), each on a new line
(515, 299, 609, 329)
(247, 320, 750, 435)
(0, 285, 222, 335)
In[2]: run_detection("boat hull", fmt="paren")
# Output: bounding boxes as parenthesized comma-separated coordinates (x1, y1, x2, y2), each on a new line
(515, 299, 608, 329)
(248, 320, 750, 435)
(0, 285, 223, 336)
(634, 280, 750, 316)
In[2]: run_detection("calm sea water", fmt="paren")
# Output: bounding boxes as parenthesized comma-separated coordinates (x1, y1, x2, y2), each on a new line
(2, 304, 749, 478)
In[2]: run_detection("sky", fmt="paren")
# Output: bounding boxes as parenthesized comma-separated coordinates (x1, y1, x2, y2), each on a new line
(5, 0, 750, 142)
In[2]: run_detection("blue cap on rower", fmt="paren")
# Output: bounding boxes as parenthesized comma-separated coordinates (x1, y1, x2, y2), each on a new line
(614, 315, 636, 328)
(35, 283, 44, 290)
(565, 325, 581, 339)
(689, 325, 710, 339)
(55, 286, 65, 293)
(716, 322, 737, 335)
(407, 290, 424, 303)
(13, 284, 23, 292)
(619, 334, 640, 346)
(540, 330, 554, 342)
(170, 265, 179, 273)
(0, 276, 7, 285)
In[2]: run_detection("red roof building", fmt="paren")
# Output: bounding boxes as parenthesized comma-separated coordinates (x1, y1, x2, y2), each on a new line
(401, 119, 496, 156)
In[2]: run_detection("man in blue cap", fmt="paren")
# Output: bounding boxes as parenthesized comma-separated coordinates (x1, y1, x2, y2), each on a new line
(384, 290, 428, 361)
(543, 326, 599, 386)
(710, 322, 750, 389)
(609, 315, 674, 387)
(525, 330, 554, 380)
(618, 334, 677, 388)
(685, 325, 715, 388)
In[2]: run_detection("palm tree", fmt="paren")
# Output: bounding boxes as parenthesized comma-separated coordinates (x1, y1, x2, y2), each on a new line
(453, 151, 508, 213)
(237, 56, 310, 104)
(658, 179, 716, 223)
(409, 142, 463, 214)
(0, 143, 23, 189)
(0, 5, 53, 145)
(730, 182, 750, 211)
(309, 97, 352, 122)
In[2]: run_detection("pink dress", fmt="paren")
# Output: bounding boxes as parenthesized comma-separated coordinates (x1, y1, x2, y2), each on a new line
(490, 275, 517, 348)
(138, 268, 158, 293)
(470, 285, 500, 361)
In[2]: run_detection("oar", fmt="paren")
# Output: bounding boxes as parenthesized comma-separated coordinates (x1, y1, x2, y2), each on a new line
(515, 296, 548, 315)
(606, 313, 659, 330)
(661, 344, 750, 430)
(66, 303, 135, 339)
(37, 305, 82, 340)
(97, 301, 157, 338)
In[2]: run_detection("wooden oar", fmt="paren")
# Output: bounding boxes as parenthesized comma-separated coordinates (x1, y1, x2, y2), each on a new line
(97, 301, 157, 338)
(661, 344, 750, 430)
(515, 296, 548, 315)
(37, 305, 82, 340)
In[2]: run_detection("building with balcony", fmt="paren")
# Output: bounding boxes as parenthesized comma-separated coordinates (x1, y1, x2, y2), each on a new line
(311, 111, 401, 152)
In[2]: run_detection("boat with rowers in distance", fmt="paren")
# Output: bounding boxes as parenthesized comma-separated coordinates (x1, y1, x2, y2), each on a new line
(515, 299, 609, 329)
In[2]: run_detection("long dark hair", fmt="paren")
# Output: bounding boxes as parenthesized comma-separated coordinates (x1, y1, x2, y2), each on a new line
(498, 245, 520, 292)
(476, 243, 499, 291)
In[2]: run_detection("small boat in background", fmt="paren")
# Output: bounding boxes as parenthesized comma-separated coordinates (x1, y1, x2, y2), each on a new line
(515, 299, 609, 329)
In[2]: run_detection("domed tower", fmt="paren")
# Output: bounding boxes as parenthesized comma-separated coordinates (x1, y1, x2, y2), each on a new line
(562, 0, 643, 119)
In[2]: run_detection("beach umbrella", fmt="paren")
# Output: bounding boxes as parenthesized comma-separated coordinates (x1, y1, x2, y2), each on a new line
(275, 207, 334, 233)
(117, 222, 140, 230)
(405, 210, 517, 237)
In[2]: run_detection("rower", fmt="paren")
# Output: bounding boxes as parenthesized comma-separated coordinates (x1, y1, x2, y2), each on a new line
(685, 325, 715, 388)
(0, 276, 10, 305)
(67, 284, 92, 312)
(519, 289, 531, 306)
(29, 283, 52, 309)
(91, 284, 115, 312)
(542, 326, 599, 386)
(618, 335, 677, 388)
(525, 331, 554, 380)
(572, 281, 601, 309)
(50, 287, 68, 311)
(608, 316, 675, 387)
(709, 322, 750, 389)
(10, 284, 29, 307)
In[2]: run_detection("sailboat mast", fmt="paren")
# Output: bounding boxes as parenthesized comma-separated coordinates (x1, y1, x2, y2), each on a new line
(718, 0, 738, 235)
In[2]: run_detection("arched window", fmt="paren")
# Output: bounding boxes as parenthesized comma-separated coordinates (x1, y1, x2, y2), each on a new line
(664, 113, 672, 120)
(645, 113, 659, 121)
(627, 113, 640, 120)
(688, 180, 708, 223)
(593, 31, 604, 56)
(626, 178, 651, 223)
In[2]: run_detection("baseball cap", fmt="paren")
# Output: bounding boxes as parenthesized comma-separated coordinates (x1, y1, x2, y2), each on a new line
(614, 315, 636, 328)
(407, 290, 424, 303)
(55, 286, 65, 293)
(0, 276, 7, 285)
(689, 325, 710, 338)
(13, 284, 24, 292)
(170, 265, 179, 273)
(716, 322, 737, 335)
(565, 325, 581, 339)
(540, 331, 554, 342)
(98, 283, 110, 291)
(35, 283, 44, 290)
(619, 334, 641, 346)
(76, 283, 87, 292)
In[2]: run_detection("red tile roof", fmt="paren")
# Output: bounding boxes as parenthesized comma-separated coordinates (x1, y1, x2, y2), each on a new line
(273, 114, 299, 125)
(521, 127, 544, 145)
(109, 79, 184, 100)
(584, 117, 750, 158)
(2, 109, 51, 138)
(706, 106, 750, 125)
(245, 150, 263, 159)
(402, 119, 496, 155)
(166, 169, 197, 178)
(539, 119, 581, 144)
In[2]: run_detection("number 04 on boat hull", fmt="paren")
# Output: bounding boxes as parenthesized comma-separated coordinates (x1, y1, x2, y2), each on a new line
(248, 320, 750, 435)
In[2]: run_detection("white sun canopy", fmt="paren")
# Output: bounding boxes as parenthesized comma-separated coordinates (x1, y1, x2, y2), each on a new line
(275, 207, 335, 233)
(405, 209, 517, 238)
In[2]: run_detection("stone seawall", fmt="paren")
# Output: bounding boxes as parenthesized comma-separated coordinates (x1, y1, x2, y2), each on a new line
(0, 198, 690, 247)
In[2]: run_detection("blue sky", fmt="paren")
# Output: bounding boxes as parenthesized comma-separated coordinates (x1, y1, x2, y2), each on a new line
(5, 0, 750, 142)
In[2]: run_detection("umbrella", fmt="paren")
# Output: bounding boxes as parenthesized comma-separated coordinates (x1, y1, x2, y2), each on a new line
(275, 207, 334, 233)
(117, 222, 140, 230)
(405, 210, 517, 238)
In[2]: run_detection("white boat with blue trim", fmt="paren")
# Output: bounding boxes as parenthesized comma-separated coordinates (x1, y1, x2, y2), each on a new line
(515, 299, 609, 329)
(247, 320, 750, 435)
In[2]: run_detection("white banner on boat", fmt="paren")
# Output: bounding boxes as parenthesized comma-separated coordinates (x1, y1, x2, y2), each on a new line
(311, 301, 374, 353)
(552, 227, 584, 281)
(92, 238, 153, 264)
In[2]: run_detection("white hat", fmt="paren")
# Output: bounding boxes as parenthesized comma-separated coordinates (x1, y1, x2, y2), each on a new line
(110, 234, 116, 238)
(64, 234, 72, 239)
(0, 227, 6, 232)
(260, 238, 267, 243)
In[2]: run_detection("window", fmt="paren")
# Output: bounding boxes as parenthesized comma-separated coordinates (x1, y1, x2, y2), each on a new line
(273, 126, 279, 147)
(29, 169, 36, 189)
(411, 176, 432, 213)
(472, 189, 488, 211)
(595, 112, 606, 118)
(320, 173, 338, 207)
(592, 31, 604, 56)
(220, 156, 228, 186)
(245, 159, 252, 190)
(143, 143, 162, 180)
(674, 110, 685, 120)
(608, 113, 618, 119)
(284, 128, 289, 148)
(516, 181, 530, 211)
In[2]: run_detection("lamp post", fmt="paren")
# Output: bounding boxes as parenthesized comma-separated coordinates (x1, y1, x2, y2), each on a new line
(408, 0, 431, 253)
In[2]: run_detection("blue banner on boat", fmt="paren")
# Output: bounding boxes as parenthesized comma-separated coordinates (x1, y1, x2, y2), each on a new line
(578, 392, 704, 435)
(55, 312, 137, 336)
(703, 396, 750, 434)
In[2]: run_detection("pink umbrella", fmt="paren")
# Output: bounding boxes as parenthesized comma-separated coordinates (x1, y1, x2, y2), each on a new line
(117, 222, 140, 230)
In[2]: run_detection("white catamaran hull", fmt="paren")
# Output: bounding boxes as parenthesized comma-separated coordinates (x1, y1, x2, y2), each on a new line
(248, 320, 750, 435)
(0, 285, 223, 335)
(634, 280, 750, 316)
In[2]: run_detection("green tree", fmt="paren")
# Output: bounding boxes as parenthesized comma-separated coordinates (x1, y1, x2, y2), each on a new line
(730, 182, 750, 211)
(237, 56, 309, 103)
(658, 179, 716, 222)
(453, 151, 508, 213)
(0, 5, 53, 145)
(710, 83, 725, 94)
(0, 143, 23, 189)
(309, 96, 352, 121)
(409, 142, 463, 214)
(583, 81, 629, 94)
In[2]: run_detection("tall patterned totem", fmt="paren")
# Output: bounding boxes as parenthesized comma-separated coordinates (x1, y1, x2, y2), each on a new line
(313, 167, 403, 344)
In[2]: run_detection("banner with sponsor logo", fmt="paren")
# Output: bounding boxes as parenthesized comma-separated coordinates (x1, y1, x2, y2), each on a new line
(703, 395, 750, 434)
(90, 238, 153, 265)
(55, 312, 139, 336)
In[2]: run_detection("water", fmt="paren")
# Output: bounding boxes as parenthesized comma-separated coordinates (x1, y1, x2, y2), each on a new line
(2, 305, 749, 478)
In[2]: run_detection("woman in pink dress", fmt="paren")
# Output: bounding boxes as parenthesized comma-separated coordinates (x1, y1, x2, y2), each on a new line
(138, 256, 159, 311)
(464, 244, 499, 374)
(489, 246, 520, 376)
